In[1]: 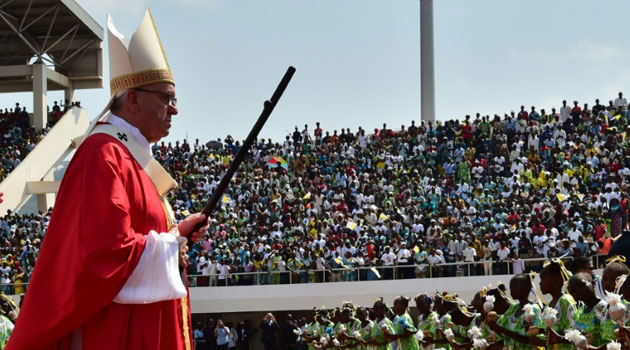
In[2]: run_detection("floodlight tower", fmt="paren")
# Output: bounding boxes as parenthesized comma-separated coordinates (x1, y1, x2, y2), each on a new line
(420, 0, 435, 122)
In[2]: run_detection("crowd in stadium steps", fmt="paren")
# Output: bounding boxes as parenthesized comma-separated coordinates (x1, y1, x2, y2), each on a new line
(0, 100, 80, 182)
(190, 258, 630, 350)
(1, 93, 630, 292)
(166, 94, 630, 286)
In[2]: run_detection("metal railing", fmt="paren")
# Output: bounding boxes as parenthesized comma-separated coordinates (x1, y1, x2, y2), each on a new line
(0, 282, 28, 295)
(0, 255, 607, 292)
(186, 254, 607, 287)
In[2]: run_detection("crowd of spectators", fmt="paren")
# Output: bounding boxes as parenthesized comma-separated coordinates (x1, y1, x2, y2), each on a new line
(0, 211, 47, 296)
(0, 103, 39, 182)
(158, 93, 630, 286)
(0, 100, 77, 295)
(1, 93, 630, 293)
(0, 99, 78, 182)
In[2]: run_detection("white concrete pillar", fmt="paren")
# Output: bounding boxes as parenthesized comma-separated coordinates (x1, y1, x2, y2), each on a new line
(32, 63, 47, 130)
(64, 84, 75, 105)
(420, 0, 435, 122)
(36, 172, 56, 214)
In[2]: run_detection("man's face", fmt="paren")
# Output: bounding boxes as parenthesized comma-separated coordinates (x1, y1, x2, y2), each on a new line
(133, 82, 178, 143)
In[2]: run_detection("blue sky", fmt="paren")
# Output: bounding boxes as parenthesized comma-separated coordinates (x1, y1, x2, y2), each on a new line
(3, 0, 630, 143)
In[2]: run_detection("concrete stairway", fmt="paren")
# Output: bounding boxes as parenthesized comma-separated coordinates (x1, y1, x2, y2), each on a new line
(0, 108, 89, 215)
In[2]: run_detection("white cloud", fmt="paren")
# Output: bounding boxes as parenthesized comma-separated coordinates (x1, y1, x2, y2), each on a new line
(508, 39, 629, 64)
(576, 40, 627, 62)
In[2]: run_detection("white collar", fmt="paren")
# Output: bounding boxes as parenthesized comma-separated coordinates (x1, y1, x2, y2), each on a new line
(105, 113, 152, 155)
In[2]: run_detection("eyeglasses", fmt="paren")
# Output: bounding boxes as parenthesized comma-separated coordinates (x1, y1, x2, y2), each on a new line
(133, 88, 177, 107)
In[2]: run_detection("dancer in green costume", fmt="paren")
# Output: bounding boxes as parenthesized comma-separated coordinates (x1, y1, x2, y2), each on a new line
(447, 304, 484, 349)
(353, 307, 373, 350)
(367, 298, 394, 350)
(385, 296, 419, 350)
(315, 310, 335, 349)
(303, 310, 320, 350)
(529, 259, 577, 350)
(488, 274, 542, 350)
(598, 256, 630, 342)
(542, 273, 608, 349)
(0, 314, 13, 349)
(414, 293, 437, 350)
(339, 307, 362, 350)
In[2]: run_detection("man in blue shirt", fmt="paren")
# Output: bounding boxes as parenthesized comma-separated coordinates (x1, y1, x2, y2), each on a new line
(215, 319, 231, 350)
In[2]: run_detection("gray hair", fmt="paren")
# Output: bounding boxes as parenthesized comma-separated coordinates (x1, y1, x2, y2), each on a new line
(110, 91, 129, 112)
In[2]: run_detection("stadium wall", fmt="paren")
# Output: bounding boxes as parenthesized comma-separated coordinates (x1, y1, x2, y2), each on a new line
(191, 273, 520, 314)
(190, 269, 604, 314)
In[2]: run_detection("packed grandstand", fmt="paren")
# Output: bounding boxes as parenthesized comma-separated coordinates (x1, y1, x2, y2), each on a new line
(1, 94, 630, 293)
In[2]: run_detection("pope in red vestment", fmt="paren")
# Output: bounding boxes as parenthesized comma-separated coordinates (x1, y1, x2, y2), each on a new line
(6, 128, 204, 349)
(7, 9, 209, 349)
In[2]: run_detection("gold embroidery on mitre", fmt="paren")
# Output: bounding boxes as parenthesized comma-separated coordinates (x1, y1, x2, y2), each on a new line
(110, 68, 174, 95)
(147, 8, 171, 72)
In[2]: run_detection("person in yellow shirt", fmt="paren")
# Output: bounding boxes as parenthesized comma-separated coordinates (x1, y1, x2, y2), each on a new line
(578, 164, 591, 183)
(519, 167, 533, 183)
(531, 171, 545, 191)
(12, 268, 25, 295)
(526, 148, 538, 161)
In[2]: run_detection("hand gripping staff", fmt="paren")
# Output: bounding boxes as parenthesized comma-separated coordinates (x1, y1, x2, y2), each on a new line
(191, 66, 296, 233)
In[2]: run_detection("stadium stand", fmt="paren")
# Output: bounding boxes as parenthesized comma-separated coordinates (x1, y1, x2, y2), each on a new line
(0, 100, 80, 182)
(174, 96, 630, 286)
(1, 95, 629, 293)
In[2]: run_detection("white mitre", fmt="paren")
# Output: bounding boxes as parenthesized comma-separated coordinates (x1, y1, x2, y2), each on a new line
(80, 8, 174, 144)
(107, 8, 174, 96)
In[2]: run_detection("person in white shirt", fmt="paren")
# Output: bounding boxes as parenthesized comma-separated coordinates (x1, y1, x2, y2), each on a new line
(496, 243, 510, 274)
(463, 243, 476, 262)
(567, 223, 582, 242)
(380, 246, 396, 280)
(462, 243, 477, 276)
(614, 92, 627, 109)
(341, 241, 356, 258)
(511, 253, 525, 274)
(559, 100, 570, 122)
(314, 236, 326, 250)
(542, 234, 556, 257)
(533, 234, 547, 256)
(396, 244, 411, 264)
(396, 243, 413, 279)
(412, 222, 425, 234)
(315, 254, 327, 282)
(218, 263, 231, 286)
(482, 243, 493, 276)
(0, 265, 10, 277)
(490, 239, 501, 252)
(509, 234, 520, 254)
(426, 249, 444, 277)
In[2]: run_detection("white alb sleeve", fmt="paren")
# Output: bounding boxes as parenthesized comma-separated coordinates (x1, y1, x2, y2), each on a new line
(113, 230, 187, 304)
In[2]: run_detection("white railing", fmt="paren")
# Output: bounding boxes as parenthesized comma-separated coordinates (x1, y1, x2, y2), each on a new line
(185, 254, 606, 288)
(0, 254, 606, 295)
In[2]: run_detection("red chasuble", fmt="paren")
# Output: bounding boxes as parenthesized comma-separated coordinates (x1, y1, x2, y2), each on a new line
(6, 133, 192, 349)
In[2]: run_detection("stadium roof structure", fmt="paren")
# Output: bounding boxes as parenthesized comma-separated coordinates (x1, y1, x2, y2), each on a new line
(0, 0, 103, 92)
(0, 0, 103, 129)
(0, 0, 102, 212)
